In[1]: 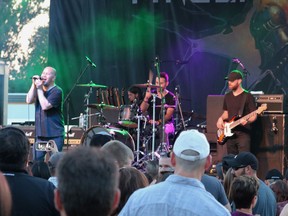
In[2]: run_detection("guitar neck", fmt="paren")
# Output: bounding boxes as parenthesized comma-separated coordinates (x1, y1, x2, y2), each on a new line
(230, 111, 257, 129)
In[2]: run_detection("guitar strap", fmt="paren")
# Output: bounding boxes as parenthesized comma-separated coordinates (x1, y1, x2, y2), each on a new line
(238, 92, 247, 117)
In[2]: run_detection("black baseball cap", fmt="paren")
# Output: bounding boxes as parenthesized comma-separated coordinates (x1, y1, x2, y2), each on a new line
(225, 70, 243, 81)
(265, 169, 283, 180)
(222, 154, 235, 172)
(228, 152, 258, 171)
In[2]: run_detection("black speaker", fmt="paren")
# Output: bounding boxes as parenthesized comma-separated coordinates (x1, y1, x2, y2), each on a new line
(206, 95, 225, 134)
(205, 95, 226, 163)
(251, 114, 288, 180)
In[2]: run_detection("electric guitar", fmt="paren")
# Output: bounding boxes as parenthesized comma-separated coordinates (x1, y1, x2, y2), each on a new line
(217, 103, 267, 145)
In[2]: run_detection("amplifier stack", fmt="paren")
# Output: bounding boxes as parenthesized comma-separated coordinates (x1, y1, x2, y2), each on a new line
(10, 125, 83, 146)
(253, 94, 288, 179)
(255, 94, 287, 114)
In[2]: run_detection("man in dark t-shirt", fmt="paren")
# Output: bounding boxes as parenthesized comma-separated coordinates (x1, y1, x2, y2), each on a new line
(141, 72, 175, 149)
(0, 127, 60, 216)
(26, 66, 64, 161)
(216, 70, 257, 154)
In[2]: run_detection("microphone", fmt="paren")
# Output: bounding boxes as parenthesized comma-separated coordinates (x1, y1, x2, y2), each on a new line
(85, 56, 96, 68)
(232, 58, 250, 75)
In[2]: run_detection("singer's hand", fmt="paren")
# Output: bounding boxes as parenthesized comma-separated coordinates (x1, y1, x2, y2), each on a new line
(35, 78, 43, 89)
(32, 75, 41, 84)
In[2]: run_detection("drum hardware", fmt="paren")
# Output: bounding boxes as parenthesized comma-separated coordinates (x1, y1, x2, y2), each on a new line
(82, 84, 94, 130)
(86, 103, 112, 126)
(150, 92, 158, 160)
(76, 81, 107, 88)
(154, 58, 168, 157)
(71, 112, 101, 121)
(86, 103, 117, 110)
(134, 83, 161, 89)
(155, 105, 176, 108)
(78, 82, 109, 128)
(118, 105, 138, 128)
(135, 108, 147, 163)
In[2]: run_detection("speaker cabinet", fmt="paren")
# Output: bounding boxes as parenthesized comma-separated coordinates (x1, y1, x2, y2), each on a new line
(206, 95, 225, 134)
(205, 95, 226, 163)
(251, 114, 288, 180)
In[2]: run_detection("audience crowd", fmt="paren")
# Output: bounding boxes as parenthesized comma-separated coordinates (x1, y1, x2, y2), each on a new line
(1, 126, 288, 216)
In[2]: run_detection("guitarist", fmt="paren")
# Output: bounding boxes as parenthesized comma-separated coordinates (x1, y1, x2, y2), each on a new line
(216, 70, 257, 154)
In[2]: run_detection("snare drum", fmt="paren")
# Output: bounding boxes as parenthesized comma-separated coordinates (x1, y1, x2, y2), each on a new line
(81, 125, 135, 152)
(118, 105, 137, 128)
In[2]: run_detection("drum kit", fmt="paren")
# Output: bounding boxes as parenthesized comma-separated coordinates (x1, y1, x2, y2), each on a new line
(73, 81, 168, 164)
(71, 80, 198, 169)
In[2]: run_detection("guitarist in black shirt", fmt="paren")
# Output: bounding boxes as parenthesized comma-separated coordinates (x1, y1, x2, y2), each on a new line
(216, 70, 257, 154)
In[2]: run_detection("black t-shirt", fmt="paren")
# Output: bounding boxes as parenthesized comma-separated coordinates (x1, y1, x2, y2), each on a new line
(147, 91, 175, 123)
(223, 90, 256, 131)
(35, 85, 64, 138)
(4, 170, 60, 216)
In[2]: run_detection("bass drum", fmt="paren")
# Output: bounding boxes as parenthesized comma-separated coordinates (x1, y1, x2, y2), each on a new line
(81, 125, 135, 152)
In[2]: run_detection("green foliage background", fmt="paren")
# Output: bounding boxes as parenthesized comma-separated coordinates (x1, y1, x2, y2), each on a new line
(0, 0, 49, 93)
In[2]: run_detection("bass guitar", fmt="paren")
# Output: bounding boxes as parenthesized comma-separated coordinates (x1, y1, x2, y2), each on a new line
(217, 104, 267, 145)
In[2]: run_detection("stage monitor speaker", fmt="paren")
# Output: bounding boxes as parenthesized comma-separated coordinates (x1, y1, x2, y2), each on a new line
(251, 114, 288, 180)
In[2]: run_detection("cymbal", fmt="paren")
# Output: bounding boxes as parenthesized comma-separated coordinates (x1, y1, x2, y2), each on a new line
(77, 81, 107, 88)
(155, 105, 176, 108)
(86, 103, 117, 110)
(133, 83, 160, 88)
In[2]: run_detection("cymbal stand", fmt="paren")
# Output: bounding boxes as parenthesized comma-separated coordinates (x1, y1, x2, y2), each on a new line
(135, 105, 146, 162)
(154, 57, 167, 154)
(151, 92, 157, 160)
(83, 85, 93, 130)
(98, 103, 107, 125)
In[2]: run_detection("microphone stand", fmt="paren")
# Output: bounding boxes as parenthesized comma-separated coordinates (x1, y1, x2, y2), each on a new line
(154, 57, 167, 155)
(174, 86, 186, 130)
(63, 63, 90, 149)
(243, 69, 249, 89)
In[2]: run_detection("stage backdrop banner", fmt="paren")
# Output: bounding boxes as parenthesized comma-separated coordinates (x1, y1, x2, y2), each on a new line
(48, 0, 288, 126)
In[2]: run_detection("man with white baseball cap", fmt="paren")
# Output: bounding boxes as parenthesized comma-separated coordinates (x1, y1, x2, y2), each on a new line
(119, 129, 230, 216)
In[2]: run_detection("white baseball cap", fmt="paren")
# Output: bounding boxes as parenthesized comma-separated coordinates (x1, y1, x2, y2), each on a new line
(173, 130, 210, 161)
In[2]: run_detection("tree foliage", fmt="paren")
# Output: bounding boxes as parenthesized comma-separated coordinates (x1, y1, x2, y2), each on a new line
(0, 0, 49, 92)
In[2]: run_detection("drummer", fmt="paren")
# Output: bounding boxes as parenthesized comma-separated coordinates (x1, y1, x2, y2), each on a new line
(140, 72, 176, 148)
(127, 85, 143, 106)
